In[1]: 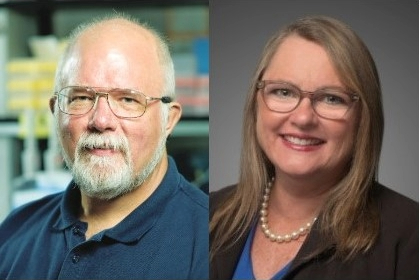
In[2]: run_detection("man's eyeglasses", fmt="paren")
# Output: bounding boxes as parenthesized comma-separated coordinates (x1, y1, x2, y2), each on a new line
(54, 86, 172, 119)
(256, 80, 359, 120)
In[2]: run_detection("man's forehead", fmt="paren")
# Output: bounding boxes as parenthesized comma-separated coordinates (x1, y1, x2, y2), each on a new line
(80, 19, 155, 43)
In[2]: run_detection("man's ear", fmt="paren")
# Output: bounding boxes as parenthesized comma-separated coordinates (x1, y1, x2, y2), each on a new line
(164, 101, 182, 138)
(49, 96, 56, 114)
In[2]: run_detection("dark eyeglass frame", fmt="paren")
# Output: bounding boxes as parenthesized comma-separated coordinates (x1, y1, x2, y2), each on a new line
(54, 85, 173, 119)
(256, 80, 360, 120)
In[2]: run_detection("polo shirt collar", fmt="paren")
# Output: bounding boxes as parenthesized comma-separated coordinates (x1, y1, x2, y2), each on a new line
(52, 181, 82, 231)
(52, 156, 181, 243)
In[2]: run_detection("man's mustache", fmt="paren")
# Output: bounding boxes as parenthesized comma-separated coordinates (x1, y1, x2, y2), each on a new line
(76, 133, 130, 155)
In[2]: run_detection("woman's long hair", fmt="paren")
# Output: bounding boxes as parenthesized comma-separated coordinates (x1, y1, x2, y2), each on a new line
(210, 16, 384, 261)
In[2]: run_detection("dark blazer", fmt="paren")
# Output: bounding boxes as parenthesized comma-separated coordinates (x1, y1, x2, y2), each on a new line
(210, 183, 418, 280)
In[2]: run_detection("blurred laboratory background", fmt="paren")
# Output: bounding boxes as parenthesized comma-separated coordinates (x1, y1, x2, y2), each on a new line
(0, 0, 209, 221)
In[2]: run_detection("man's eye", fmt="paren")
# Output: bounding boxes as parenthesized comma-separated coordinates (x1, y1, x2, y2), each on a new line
(69, 94, 93, 102)
(115, 92, 142, 104)
(121, 96, 138, 103)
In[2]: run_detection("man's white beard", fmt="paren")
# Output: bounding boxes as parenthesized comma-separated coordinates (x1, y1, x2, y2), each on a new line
(61, 132, 166, 200)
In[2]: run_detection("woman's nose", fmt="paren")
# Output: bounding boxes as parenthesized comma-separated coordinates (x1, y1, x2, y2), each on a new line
(288, 97, 318, 128)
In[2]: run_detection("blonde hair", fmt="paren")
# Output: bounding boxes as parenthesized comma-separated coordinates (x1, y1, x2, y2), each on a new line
(210, 16, 383, 261)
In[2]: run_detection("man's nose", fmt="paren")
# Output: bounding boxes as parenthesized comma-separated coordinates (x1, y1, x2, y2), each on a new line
(88, 94, 118, 132)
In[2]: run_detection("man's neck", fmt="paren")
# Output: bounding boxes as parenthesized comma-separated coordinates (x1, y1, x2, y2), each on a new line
(79, 156, 168, 239)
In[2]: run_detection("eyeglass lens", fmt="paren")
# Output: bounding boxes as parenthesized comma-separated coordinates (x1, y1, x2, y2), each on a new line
(57, 86, 147, 118)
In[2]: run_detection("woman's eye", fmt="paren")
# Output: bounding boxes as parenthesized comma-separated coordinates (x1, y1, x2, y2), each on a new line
(278, 89, 291, 96)
(271, 88, 295, 98)
(320, 94, 346, 105)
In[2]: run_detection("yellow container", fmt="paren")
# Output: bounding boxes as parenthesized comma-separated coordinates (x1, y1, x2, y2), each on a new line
(18, 109, 52, 138)
(7, 59, 56, 110)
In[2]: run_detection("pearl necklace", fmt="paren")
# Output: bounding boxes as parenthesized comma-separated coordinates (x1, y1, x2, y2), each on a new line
(260, 179, 317, 243)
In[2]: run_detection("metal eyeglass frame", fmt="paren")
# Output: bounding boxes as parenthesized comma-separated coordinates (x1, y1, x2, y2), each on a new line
(54, 85, 173, 119)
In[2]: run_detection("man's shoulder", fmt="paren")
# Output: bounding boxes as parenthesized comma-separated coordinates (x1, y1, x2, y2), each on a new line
(177, 177, 208, 211)
(159, 175, 208, 238)
(166, 156, 208, 209)
(0, 191, 64, 236)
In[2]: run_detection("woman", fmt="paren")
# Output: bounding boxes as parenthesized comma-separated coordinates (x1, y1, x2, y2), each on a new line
(210, 16, 418, 280)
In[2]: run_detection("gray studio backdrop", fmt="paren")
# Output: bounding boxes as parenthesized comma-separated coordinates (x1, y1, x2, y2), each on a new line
(209, 0, 419, 201)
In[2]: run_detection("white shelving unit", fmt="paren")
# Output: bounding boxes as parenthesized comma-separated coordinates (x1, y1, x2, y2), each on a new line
(0, 119, 19, 220)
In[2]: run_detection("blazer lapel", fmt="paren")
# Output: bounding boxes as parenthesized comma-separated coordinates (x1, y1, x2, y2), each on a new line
(212, 229, 249, 280)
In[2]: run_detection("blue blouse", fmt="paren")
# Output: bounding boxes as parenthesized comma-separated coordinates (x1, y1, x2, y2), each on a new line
(233, 222, 292, 280)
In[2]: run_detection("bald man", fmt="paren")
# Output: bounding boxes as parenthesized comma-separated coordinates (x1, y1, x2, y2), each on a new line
(0, 15, 208, 279)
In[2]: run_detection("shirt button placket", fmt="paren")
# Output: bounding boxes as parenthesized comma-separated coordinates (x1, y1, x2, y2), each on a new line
(72, 226, 81, 236)
(72, 254, 80, 264)
(59, 250, 84, 278)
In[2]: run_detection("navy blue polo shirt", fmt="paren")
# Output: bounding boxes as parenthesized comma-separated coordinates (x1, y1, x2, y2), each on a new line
(0, 157, 209, 280)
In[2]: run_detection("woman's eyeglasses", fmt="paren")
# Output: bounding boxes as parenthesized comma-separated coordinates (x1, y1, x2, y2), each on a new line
(257, 80, 359, 120)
